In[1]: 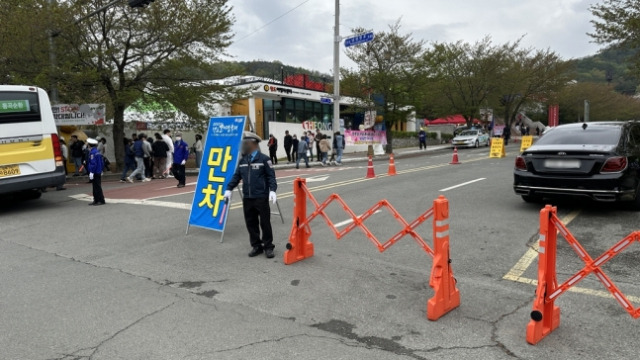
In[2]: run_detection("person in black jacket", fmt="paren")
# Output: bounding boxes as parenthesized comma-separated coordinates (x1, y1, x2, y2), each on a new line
(69, 135, 85, 176)
(225, 132, 278, 259)
(291, 134, 299, 162)
(283, 130, 293, 163)
(267, 134, 278, 164)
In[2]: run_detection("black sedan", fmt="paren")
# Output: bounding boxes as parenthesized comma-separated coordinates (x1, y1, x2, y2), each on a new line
(513, 121, 640, 208)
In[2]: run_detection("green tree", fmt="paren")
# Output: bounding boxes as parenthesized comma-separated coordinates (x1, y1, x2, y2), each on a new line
(342, 21, 425, 153)
(590, 0, 640, 78)
(423, 37, 515, 127)
(498, 47, 571, 129)
(558, 82, 640, 122)
(1, 0, 242, 170)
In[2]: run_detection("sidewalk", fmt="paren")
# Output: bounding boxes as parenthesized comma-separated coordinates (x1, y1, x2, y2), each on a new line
(63, 145, 451, 184)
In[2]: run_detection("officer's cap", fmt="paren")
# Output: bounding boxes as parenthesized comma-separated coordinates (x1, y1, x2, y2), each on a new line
(87, 138, 99, 145)
(243, 131, 262, 143)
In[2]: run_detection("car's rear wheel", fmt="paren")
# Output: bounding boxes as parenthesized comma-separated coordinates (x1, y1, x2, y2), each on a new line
(521, 194, 542, 203)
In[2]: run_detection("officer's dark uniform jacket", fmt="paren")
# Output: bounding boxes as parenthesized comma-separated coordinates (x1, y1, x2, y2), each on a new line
(228, 152, 277, 199)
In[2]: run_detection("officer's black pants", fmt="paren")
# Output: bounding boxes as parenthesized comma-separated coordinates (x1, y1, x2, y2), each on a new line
(92, 173, 105, 203)
(242, 197, 274, 250)
(173, 164, 186, 185)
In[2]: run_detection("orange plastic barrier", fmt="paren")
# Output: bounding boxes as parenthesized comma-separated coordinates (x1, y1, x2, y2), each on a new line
(283, 177, 460, 321)
(527, 205, 640, 345)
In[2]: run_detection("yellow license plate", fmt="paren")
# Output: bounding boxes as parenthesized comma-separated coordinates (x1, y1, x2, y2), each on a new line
(0, 164, 21, 177)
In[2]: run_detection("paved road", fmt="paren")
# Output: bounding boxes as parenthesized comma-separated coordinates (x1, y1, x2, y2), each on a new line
(1, 145, 639, 359)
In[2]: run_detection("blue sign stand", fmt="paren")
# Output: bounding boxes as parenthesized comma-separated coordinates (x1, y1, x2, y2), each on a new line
(186, 116, 247, 242)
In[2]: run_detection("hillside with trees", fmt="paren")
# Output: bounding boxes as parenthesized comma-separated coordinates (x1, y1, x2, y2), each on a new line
(570, 46, 639, 95)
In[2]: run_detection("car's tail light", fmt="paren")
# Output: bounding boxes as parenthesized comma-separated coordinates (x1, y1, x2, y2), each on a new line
(51, 133, 64, 166)
(601, 156, 627, 173)
(515, 156, 527, 171)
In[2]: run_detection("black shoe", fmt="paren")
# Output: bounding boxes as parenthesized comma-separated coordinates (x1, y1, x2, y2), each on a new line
(265, 249, 275, 259)
(177, 184, 185, 188)
(88, 202, 96, 206)
(94, 202, 105, 206)
(248, 247, 264, 257)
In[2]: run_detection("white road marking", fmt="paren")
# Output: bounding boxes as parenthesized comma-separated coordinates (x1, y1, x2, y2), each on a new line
(439, 178, 486, 192)
(280, 175, 330, 185)
(70, 194, 190, 210)
(158, 182, 196, 190)
(334, 210, 382, 228)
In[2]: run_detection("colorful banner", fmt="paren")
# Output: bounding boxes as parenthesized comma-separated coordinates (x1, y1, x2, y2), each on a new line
(344, 130, 387, 146)
(52, 104, 106, 126)
(188, 116, 247, 232)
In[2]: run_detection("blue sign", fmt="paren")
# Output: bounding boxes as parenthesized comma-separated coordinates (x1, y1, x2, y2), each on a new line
(344, 32, 375, 47)
(320, 97, 333, 104)
(188, 116, 247, 232)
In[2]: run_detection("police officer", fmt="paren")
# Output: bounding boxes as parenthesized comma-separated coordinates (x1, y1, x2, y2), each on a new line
(225, 132, 278, 258)
(87, 138, 105, 206)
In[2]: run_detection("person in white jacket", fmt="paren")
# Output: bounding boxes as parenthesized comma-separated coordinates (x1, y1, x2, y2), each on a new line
(162, 129, 174, 176)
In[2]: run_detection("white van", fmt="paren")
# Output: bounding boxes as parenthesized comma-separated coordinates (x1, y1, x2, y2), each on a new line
(0, 85, 66, 197)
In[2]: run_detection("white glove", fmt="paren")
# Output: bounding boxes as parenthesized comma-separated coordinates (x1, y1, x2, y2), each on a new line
(224, 190, 232, 201)
(89, 173, 94, 180)
(269, 191, 277, 204)
(181, 160, 186, 165)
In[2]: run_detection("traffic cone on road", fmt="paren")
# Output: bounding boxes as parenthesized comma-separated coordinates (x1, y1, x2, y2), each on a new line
(450, 147, 461, 165)
(366, 156, 376, 178)
(388, 154, 397, 176)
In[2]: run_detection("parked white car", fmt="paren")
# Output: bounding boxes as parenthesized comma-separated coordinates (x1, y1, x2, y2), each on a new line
(451, 129, 490, 148)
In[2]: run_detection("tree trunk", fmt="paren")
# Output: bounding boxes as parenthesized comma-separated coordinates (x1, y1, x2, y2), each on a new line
(385, 123, 393, 154)
(112, 103, 126, 172)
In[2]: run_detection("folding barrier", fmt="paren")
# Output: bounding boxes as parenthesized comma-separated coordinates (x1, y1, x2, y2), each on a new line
(527, 205, 640, 345)
(283, 177, 460, 321)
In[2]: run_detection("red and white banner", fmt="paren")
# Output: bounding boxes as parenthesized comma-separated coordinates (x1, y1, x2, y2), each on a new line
(548, 104, 559, 127)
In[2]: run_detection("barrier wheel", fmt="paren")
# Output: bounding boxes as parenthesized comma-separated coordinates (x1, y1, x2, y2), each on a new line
(286, 243, 293, 250)
(530, 310, 543, 322)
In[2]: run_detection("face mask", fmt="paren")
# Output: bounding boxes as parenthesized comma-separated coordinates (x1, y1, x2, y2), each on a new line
(175, 137, 182, 141)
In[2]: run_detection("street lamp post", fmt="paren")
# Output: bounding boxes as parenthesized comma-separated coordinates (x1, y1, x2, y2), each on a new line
(332, 0, 341, 133)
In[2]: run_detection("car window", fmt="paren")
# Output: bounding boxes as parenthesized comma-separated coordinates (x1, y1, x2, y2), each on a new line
(459, 131, 477, 136)
(0, 91, 41, 124)
(535, 125, 621, 146)
(627, 125, 640, 149)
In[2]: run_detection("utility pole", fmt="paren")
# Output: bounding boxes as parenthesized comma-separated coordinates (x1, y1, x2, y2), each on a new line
(584, 100, 590, 122)
(48, 0, 59, 103)
(332, 0, 341, 132)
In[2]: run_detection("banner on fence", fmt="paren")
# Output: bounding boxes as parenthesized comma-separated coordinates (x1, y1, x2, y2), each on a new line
(188, 116, 246, 232)
(344, 130, 387, 146)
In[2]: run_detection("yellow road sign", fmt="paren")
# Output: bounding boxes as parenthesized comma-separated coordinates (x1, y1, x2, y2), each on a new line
(489, 138, 506, 158)
(520, 135, 533, 152)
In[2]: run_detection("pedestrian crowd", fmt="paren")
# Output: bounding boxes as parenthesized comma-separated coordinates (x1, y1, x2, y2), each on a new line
(120, 129, 195, 188)
(279, 129, 345, 169)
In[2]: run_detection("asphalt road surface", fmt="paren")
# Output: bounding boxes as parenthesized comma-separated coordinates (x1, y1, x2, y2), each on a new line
(1, 145, 639, 359)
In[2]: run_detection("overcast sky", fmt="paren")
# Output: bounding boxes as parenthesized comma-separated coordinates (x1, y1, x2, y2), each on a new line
(226, 0, 602, 74)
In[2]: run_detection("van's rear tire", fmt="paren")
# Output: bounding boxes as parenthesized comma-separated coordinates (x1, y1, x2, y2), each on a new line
(22, 190, 42, 200)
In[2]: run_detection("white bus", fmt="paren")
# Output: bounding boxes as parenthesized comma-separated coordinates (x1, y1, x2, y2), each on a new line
(0, 85, 66, 198)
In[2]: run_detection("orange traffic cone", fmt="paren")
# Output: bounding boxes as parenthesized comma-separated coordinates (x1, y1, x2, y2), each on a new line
(450, 147, 461, 165)
(388, 154, 397, 176)
(366, 155, 376, 178)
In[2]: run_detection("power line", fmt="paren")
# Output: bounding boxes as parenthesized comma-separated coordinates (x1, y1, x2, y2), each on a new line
(234, 0, 312, 43)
